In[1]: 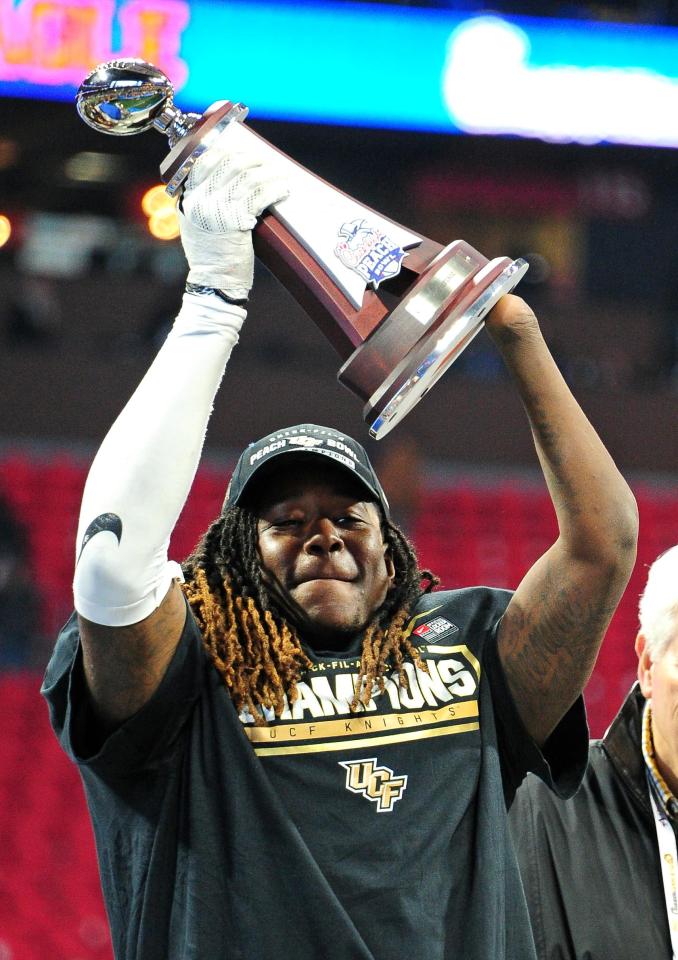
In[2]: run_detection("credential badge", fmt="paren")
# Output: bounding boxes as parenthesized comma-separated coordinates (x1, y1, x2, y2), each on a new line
(334, 218, 406, 288)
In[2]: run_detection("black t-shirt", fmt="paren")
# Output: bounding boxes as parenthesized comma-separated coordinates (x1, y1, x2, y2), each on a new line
(42, 587, 587, 960)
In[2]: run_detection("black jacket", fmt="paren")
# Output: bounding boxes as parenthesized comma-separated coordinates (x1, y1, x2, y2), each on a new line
(509, 684, 670, 959)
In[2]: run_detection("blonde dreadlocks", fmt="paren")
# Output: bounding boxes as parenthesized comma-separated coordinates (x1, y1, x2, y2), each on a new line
(182, 504, 438, 722)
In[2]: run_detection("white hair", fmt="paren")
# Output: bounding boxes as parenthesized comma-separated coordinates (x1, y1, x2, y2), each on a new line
(639, 545, 678, 661)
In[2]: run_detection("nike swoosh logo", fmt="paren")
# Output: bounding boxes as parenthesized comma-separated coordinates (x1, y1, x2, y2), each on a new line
(77, 512, 122, 563)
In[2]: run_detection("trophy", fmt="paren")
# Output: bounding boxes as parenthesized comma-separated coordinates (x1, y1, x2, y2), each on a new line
(76, 59, 528, 439)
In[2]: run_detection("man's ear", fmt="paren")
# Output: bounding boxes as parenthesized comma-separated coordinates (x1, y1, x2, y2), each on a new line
(384, 547, 396, 587)
(636, 631, 653, 699)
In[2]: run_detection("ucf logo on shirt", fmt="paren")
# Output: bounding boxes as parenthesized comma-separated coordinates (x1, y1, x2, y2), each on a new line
(339, 758, 408, 812)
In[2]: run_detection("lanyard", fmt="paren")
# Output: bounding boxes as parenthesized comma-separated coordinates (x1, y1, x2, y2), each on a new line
(649, 782, 678, 959)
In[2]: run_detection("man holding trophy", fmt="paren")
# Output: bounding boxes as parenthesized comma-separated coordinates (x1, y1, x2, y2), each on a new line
(42, 109, 638, 959)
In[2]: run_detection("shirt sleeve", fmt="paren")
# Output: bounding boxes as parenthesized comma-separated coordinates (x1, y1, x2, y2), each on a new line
(40, 601, 207, 774)
(483, 623, 589, 806)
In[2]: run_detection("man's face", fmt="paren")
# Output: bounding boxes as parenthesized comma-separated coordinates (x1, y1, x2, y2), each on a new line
(637, 629, 678, 791)
(253, 460, 395, 646)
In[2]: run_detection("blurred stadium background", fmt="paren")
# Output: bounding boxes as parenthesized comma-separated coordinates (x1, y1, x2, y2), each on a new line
(2, 0, 678, 956)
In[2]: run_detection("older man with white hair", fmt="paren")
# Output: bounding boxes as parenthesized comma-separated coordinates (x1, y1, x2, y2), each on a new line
(509, 544, 678, 959)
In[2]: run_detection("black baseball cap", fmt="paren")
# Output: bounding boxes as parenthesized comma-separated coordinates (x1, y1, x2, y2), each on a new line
(224, 424, 390, 517)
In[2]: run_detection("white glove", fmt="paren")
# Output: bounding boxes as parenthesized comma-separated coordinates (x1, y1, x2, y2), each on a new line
(178, 124, 289, 300)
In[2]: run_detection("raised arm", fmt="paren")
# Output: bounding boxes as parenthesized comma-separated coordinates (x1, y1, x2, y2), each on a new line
(73, 136, 287, 730)
(484, 295, 638, 746)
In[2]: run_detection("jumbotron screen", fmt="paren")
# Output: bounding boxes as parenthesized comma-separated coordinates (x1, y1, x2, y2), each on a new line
(2, 0, 678, 147)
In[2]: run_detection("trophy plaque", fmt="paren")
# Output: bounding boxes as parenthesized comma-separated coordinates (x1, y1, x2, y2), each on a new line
(76, 59, 528, 439)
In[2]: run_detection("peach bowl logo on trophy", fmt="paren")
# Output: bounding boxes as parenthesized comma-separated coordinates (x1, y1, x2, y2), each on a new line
(76, 59, 528, 439)
(335, 219, 407, 288)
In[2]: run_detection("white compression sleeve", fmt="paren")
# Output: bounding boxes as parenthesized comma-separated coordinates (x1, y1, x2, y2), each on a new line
(73, 291, 244, 626)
